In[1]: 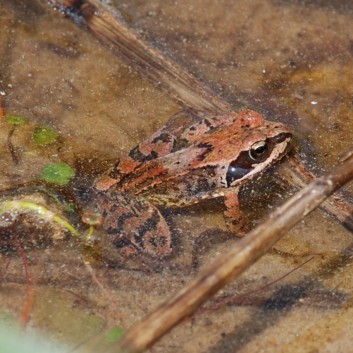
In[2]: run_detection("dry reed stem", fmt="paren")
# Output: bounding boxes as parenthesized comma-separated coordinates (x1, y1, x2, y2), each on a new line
(48, 0, 231, 113)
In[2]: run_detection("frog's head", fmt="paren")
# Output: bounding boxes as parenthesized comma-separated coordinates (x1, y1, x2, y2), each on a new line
(192, 110, 292, 188)
(221, 121, 292, 187)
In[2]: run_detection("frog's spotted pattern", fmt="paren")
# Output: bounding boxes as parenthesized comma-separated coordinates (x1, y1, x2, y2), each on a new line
(85, 109, 291, 258)
(93, 189, 172, 257)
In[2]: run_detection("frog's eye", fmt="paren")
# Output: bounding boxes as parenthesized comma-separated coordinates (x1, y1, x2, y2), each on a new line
(249, 141, 269, 161)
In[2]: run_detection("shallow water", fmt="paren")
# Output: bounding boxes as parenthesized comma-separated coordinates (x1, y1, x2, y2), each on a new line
(1, 1, 353, 352)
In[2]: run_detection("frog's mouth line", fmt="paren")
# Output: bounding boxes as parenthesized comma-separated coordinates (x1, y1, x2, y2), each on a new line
(226, 132, 292, 187)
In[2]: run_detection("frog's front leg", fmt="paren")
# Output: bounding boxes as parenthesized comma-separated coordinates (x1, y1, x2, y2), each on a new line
(85, 190, 172, 258)
(224, 191, 247, 235)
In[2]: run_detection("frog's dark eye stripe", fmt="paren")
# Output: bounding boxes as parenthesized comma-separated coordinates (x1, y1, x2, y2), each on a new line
(226, 132, 291, 187)
(226, 165, 251, 186)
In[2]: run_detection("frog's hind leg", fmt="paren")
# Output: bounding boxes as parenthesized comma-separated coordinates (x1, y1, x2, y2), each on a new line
(92, 191, 172, 258)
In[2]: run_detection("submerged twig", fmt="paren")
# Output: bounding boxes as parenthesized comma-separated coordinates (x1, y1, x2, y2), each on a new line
(111, 153, 353, 353)
(7, 126, 20, 165)
(281, 153, 353, 231)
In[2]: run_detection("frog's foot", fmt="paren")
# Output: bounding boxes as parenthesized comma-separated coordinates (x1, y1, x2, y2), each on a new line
(224, 193, 247, 235)
(89, 191, 172, 258)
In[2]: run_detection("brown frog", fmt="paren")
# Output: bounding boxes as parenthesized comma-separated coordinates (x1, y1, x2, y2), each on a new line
(84, 109, 291, 258)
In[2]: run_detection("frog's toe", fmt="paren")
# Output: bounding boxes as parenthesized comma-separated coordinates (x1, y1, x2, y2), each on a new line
(225, 217, 249, 236)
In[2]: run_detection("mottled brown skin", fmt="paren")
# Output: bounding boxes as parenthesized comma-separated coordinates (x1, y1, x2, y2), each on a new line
(86, 109, 292, 258)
